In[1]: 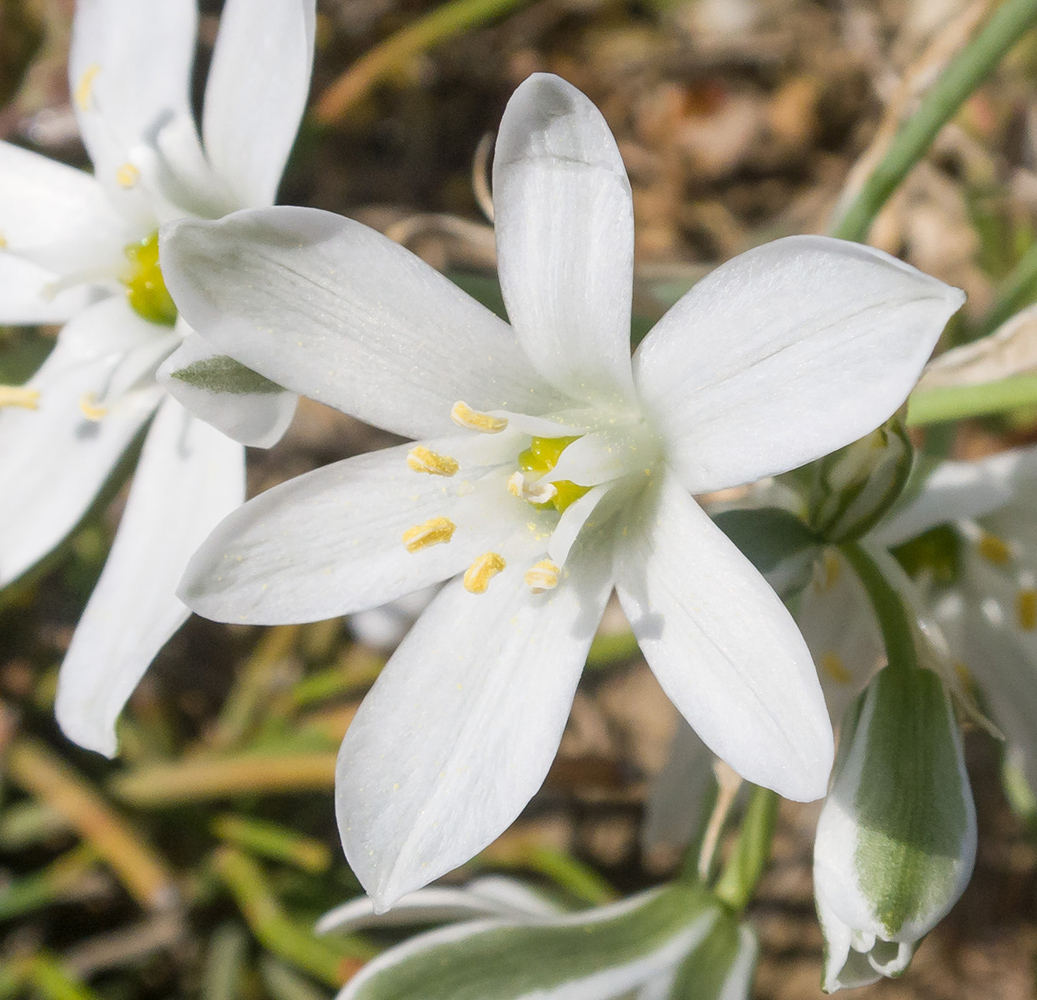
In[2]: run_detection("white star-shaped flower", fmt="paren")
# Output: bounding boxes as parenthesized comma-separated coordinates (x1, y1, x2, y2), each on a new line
(0, 0, 314, 755)
(163, 73, 964, 910)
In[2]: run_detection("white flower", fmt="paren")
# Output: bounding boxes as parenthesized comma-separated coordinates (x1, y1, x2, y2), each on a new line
(317, 877, 758, 1000)
(0, 0, 314, 755)
(162, 73, 963, 909)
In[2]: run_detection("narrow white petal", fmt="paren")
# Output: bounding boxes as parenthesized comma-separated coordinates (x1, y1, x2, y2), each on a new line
(68, 0, 200, 210)
(0, 256, 95, 325)
(493, 74, 636, 404)
(179, 439, 529, 624)
(613, 470, 833, 801)
(0, 310, 164, 587)
(55, 398, 244, 757)
(202, 0, 315, 208)
(156, 331, 296, 448)
(633, 236, 965, 493)
(336, 542, 613, 909)
(161, 208, 566, 438)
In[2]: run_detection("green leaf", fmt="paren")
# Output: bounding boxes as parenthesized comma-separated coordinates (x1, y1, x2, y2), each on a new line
(344, 883, 716, 1000)
(169, 355, 282, 395)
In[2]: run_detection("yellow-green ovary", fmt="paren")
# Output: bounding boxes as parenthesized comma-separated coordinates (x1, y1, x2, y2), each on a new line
(518, 435, 591, 513)
(123, 232, 177, 326)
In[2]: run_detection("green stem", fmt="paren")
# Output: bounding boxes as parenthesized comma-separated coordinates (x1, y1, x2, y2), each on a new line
(711, 785, 778, 913)
(907, 373, 1037, 424)
(840, 542, 918, 675)
(830, 0, 1037, 242)
(975, 238, 1037, 338)
(211, 814, 331, 875)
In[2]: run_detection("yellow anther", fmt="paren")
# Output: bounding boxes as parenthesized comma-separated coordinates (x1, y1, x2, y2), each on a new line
(815, 550, 841, 593)
(954, 662, 976, 698)
(1016, 589, 1037, 631)
(75, 63, 101, 111)
(0, 232, 7, 249)
(402, 517, 456, 553)
(0, 385, 39, 410)
(407, 446, 459, 477)
(78, 392, 108, 421)
(115, 163, 140, 189)
(464, 552, 506, 594)
(525, 560, 560, 594)
(820, 651, 852, 685)
(451, 401, 508, 434)
(977, 533, 1012, 565)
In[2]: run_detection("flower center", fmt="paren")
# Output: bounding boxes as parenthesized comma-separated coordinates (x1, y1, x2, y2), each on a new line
(516, 436, 591, 513)
(122, 232, 177, 326)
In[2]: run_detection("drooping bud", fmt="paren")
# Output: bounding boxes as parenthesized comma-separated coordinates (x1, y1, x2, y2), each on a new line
(813, 666, 976, 992)
(807, 419, 913, 544)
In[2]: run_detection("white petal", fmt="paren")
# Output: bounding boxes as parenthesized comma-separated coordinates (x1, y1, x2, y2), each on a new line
(68, 0, 199, 210)
(161, 208, 566, 438)
(202, 0, 315, 208)
(633, 236, 965, 493)
(55, 398, 244, 757)
(0, 141, 129, 277)
(336, 541, 613, 909)
(613, 470, 833, 801)
(0, 307, 165, 587)
(0, 256, 96, 325)
(156, 331, 297, 448)
(179, 439, 533, 624)
(493, 74, 636, 404)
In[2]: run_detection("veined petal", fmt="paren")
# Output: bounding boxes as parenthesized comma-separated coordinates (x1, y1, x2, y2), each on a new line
(202, 0, 315, 208)
(161, 208, 566, 438)
(179, 437, 532, 624)
(0, 141, 130, 277)
(493, 74, 636, 404)
(157, 331, 297, 448)
(613, 470, 833, 801)
(68, 0, 199, 211)
(633, 236, 964, 494)
(0, 311, 164, 587)
(0, 255, 96, 325)
(55, 398, 244, 756)
(336, 539, 613, 910)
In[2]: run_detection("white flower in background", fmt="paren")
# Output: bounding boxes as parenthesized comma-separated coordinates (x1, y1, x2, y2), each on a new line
(0, 0, 314, 755)
(163, 73, 963, 909)
(317, 877, 758, 1000)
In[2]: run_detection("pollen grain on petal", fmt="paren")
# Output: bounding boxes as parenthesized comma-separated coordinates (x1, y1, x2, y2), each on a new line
(402, 516, 456, 552)
(116, 163, 140, 189)
(75, 63, 101, 111)
(407, 446, 459, 477)
(1016, 588, 1037, 631)
(525, 560, 560, 594)
(464, 552, 506, 593)
(0, 386, 40, 410)
(451, 400, 507, 434)
(78, 392, 108, 421)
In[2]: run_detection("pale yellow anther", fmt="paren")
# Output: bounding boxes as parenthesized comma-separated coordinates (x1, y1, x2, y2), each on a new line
(815, 550, 841, 593)
(402, 517, 456, 552)
(525, 560, 561, 594)
(115, 163, 140, 189)
(75, 63, 101, 111)
(507, 471, 556, 505)
(0, 232, 7, 249)
(0, 385, 39, 410)
(78, 392, 108, 421)
(464, 552, 506, 594)
(1017, 588, 1037, 631)
(954, 662, 976, 696)
(977, 532, 1012, 565)
(451, 401, 507, 434)
(820, 651, 852, 685)
(407, 446, 459, 477)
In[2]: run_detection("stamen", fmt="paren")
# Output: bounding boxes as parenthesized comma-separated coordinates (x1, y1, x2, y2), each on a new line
(78, 392, 108, 421)
(464, 552, 506, 593)
(977, 532, 1012, 565)
(402, 517, 456, 552)
(75, 64, 101, 111)
(407, 446, 459, 477)
(820, 651, 852, 685)
(0, 232, 7, 249)
(116, 163, 140, 189)
(451, 401, 507, 434)
(507, 471, 557, 504)
(525, 560, 560, 594)
(1016, 589, 1037, 631)
(0, 386, 39, 410)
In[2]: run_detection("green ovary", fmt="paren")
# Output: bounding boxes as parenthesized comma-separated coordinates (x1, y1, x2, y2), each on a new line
(122, 232, 177, 326)
(519, 435, 591, 513)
